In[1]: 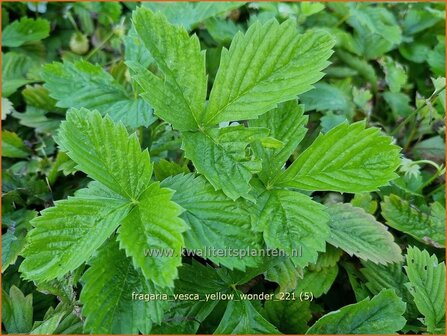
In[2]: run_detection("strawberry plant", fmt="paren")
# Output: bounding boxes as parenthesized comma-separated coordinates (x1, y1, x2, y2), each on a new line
(2, 2, 445, 335)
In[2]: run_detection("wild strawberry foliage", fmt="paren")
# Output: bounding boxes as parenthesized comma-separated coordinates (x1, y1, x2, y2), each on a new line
(2, 2, 445, 335)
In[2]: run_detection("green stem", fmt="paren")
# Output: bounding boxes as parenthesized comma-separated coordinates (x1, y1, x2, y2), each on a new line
(391, 85, 446, 136)
(85, 31, 115, 61)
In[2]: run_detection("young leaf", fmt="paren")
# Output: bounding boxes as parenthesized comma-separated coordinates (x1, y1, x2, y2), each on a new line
(118, 182, 187, 288)
(250, 101, 308, 184)
(2, 17, 50, 47)
(214, 299, 279, 334)
(42, 61, 154, 128)
(382, 195, 445, 248)
(161, 173, 263, 270)
(80, 240, 168, 334)
(306, 289, 406, 334)
(326, 203, 402, 264)
(129, 7, 207, 131)
(20, 182, 132, 282)
(204, 21, 334, 125)
(255, 189, 330, 268)
(182, 126, 268, 200)
(405, 246, 446, 334)
(275, 121, 401, 192)
(57, 108, 153, 200)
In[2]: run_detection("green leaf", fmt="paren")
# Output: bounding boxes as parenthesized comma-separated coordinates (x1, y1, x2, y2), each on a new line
(255, 189, 329, 268)
(380, 56, 407, 93)
(2, 97, 14, 120)
(57, 108, 153, 200)
(250, 101, 308, 184)
(80, 240, 168, 334)
(306, 289, 406, 334)
(19, 182, 131, 282)
(154, 159, 190, 181)
(347, 7, 402, 59)
(296, 265, 338, 298)
(2, 17, 50, 47)
(265, 257, 303, 292)
(2, 286, 33, 334)
(161, 173, 263, 270)
(275, 121, 401, 192)
(2, 130, 31, 158)
(182, 126, 268, 200)
(214, 299, 279, 334)
(382, 195, 445, 248)
(30, 311, 65, 335)
(118, 182, 186, 288)
(326, 203, 402, 264)
(42, 60, 154, 128)
(405, 246, 446, 334)
(2, 231, 27, 272)
(2, 52, 35, 97)
(295, 246, 342, 298)
(350, 192, 377, 215)
(263, 300, 311, 334)
(129, 7, 207, 131)
(360, 260, 419, 318)
(204, 20, 334, 125)
(143, 2, 243, 30)
(300, 83, 353, 113)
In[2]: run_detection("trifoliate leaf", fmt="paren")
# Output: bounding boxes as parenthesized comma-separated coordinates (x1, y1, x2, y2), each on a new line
(405, 246, 446, 334)
(382, 195, 445, 248)
(129, 7, 207, 131)
(182, 126, 268, 200)
(118, 182, 186, 288)
(262, 300, 311, 334)
(80, 240, 168, 334)
(326, 203, 402, 264)
(2, 130, 31, 158)
(20, 182, 131, 282)
(255, 189, 330, 268)
(250, 101, 308, 184)
(275, 121, 401, 192)
(161, 174, 263, 270)
(306, 289, 406, 334)
(214, 299, 279, 334)
(42, 60, 154, 128)
(204, 20, 334, 125)
(57, 108, 153, 200)
(142, 2, 243, 30)
(2, 17, 50, 47)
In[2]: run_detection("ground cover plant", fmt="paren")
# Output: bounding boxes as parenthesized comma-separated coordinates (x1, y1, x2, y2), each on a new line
(1, 1, 446, 335)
